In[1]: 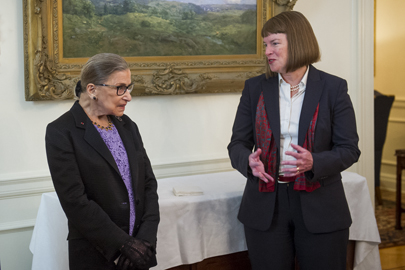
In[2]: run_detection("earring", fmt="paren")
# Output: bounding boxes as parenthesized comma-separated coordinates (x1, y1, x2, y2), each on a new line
(93, 96, 97, 100)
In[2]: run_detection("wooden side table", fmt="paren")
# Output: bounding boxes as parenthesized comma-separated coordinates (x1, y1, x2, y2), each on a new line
(395, 150, 405, 230)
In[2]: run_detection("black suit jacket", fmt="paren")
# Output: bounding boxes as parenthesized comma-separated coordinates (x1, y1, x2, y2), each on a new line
(228, 65, 360, 233)
(46, 101, 159, 263)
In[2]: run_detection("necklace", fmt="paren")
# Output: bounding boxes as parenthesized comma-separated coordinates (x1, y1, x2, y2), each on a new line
(92, 117, 112, 131)
(290, 84, 300, 92)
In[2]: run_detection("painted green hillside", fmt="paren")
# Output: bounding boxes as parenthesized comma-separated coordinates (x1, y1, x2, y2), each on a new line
(62, 0, 257, 58)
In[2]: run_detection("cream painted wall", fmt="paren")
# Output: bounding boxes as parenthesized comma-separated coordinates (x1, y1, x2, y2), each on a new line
(375, 0, 405, 97)
(375, 0, 405, 192)
(295, 0, 375, 199)
(0, 0, 374, 269)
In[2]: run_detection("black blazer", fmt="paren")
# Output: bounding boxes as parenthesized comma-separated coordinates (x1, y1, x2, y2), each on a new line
(228, 65, 360, 234)
(46, 101, 159, 263)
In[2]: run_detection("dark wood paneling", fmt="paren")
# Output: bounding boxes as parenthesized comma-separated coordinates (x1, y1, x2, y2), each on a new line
(192, 251, 251, 270)
(166, 251, 251, 270)
(167, 241, 354, 270)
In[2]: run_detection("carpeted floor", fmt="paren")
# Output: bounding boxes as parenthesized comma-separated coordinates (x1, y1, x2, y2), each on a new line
(375, 200, 405, 249)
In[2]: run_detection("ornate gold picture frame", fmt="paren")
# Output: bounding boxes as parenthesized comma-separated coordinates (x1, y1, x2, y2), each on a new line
(23, 0, 293, 101)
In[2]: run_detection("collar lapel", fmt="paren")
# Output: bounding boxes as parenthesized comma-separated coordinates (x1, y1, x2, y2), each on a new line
(298, 65, 324, 145)
(70, 101, 121, 175)
(262, 76, 281, 149)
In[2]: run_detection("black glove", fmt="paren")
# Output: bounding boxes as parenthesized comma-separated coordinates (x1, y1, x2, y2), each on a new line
(117, 238, 154, 270)
(116, 254, 134, 270)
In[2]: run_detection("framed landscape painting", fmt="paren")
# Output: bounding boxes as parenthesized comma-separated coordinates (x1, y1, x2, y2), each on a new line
(23, 0, 273, 100)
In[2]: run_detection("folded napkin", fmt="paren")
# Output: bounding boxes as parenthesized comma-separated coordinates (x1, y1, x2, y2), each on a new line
(173, 186, 204, 196)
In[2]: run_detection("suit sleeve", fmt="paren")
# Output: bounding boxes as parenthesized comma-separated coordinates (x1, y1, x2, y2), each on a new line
(45, 124, 132, 262)
(130, 121, 160, 249)
(228, 81, 256, 178)
(306, 79, 361, 182)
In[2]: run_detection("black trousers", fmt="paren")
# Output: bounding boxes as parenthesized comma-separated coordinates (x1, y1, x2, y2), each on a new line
(244, 182, 349, 270)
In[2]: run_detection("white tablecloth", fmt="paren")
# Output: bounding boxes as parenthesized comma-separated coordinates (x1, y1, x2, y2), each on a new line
(341, 171, 381, 270)
(30, 170, 381, 270)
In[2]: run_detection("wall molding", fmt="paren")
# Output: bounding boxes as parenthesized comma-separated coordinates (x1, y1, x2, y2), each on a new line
(388, 99, 405, 123)
(381, 159, 405, 194)
(153, 158, 233, 179)
(0, 187, 56, 200)
(389, 117, 405, 124)
(382, 159, 396, 167)
(380, 172, 405, 193)
(0, 219, 36, 233)
(0, 158, 234, 232)
(0, 157, 234, 199)
(0, 175, 49, 185)
(392, 98, 405, 109)
(0, 176, 55, 200)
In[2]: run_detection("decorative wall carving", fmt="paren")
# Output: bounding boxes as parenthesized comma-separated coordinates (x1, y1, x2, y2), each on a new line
(273, 0, 299, 10)
(271, 0, 299, 16)
(144, 66, 216, 95)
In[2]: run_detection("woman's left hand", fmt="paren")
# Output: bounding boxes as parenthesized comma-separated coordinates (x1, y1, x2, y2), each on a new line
(280, 144, 313, 176)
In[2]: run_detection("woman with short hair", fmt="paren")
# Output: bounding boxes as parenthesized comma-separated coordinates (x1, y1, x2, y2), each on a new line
(46, 53, 159, 270)
(228, 11, 360, 269)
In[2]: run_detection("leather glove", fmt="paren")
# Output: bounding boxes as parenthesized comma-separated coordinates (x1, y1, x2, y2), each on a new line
(117, 238, 154, 270)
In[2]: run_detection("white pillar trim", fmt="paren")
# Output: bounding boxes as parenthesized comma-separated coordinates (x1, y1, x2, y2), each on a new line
(352, 0, 375, 203)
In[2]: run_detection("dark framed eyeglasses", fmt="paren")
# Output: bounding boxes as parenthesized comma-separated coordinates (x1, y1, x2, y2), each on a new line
(95, 83, 134, 96)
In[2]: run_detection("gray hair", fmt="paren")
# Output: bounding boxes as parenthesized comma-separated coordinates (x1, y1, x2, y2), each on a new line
(75, 53, 129, 97)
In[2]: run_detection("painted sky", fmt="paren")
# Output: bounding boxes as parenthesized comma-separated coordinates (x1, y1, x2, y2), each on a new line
(163, 0, 256, 5)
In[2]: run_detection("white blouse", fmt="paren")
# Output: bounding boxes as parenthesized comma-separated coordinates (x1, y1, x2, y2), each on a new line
(278, 67, 309, 176)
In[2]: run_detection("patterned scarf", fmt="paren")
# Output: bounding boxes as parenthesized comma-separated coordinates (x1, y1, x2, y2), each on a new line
(255, 92, 320, 192)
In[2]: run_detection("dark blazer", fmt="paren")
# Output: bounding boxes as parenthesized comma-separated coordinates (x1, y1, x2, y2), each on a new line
(228, 65, 360, 234)
(46, 101, 159, 263)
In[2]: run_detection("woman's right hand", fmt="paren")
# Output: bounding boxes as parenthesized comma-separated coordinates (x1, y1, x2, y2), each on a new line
(249, 148, 274, 183)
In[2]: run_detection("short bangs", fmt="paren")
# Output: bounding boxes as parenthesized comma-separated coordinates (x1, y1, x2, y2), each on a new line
(261, 11, 320, 77)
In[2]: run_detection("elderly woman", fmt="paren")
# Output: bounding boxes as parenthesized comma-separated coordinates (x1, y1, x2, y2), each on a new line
(46, 53, 159, 270)
(228, 11, 360, 270)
